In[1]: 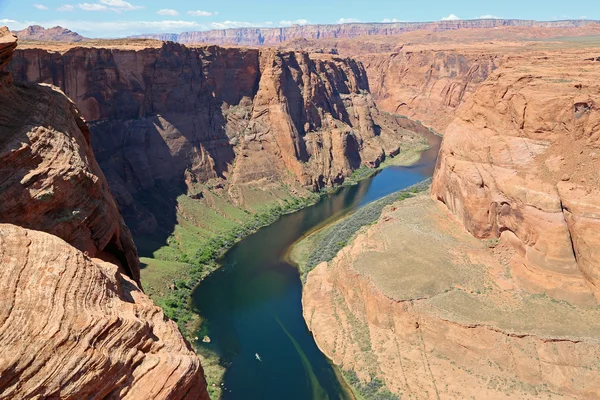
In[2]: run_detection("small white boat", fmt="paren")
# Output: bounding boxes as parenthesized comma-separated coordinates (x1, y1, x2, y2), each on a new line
(255, 353, 262, 362)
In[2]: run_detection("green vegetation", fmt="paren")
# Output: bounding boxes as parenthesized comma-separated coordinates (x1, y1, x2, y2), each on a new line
(342, 370, 400, 400)
(141, 191, 320, 336)
(296, 179, 432, 280)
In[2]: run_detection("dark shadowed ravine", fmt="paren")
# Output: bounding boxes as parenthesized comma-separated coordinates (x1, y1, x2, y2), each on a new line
(192, 131, 441, 399)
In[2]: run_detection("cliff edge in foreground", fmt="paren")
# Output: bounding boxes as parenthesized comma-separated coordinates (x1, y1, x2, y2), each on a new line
(0, 27, 209, 399)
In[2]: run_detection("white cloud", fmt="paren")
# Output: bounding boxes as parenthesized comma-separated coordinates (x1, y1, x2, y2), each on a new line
(0, 19, 32, 30)
(33, 4, 49, 10)
(78, 3, 107, 11)
(99, 0, 142, 11)
(279, 19, 309, 26)
(157, 9, 178, 16)
(478, 14, 500, 19)
(337, 18, 360, 24)
(441, 14, 460, 21)
(57, 4, 75, 11)
(77, 0, 142, 12)
(382, 18, 403, 23)
(187, 10, 217, 17)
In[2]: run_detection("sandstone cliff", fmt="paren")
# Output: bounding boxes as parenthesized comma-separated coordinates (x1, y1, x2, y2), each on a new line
(302, 38, 600, 399)
(0, 27, 209, 399)
(359, 49, 501, 132)
(304, 195, 600, 399)
(9, 43, 422, 249)
(431, 48, 600, 303)
(131, 19, 600, 46)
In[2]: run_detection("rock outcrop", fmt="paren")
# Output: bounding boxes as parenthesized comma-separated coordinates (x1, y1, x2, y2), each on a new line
(304, 195, 600, 399)
(0, 224, 208, 399)
(0, 27, 209, 399)
(359, 50, 501, 132)
(9, 43, 422, 239)
(1, 29, 139, 284)
(131, 19, 600, 46)
(302, 35, 600, 399)
(12, 25, 85, 42)
(432, 48, 600, 303)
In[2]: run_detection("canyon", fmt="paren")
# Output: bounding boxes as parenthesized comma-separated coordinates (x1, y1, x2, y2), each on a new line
(8, 39, 424, 267)
(2, 19, 600, 399)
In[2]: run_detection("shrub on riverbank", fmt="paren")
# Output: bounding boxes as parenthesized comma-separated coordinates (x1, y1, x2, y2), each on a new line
(301, 179, 432, 279)
(342, 370, 400, 400)
(155, 192, 321, 335)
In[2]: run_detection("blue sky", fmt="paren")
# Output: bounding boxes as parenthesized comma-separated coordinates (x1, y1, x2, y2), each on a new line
(0, 0, 598, 38)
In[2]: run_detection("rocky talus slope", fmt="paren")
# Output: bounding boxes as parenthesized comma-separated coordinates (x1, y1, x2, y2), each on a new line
(131, 19, 600, 46)
(303, 43, 600, 398)
(0, 28, 209, 399)
(9, 43, 421, 241)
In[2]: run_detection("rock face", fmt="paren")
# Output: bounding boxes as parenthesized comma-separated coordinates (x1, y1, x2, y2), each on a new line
(131, 19, 600, 46)
(0, 27, 209, 399)
(432, 49, 600, 303)
(0, 224, 208, 399)
(1, 32, 139, 284)
(12, 25, 85, 42)
(304, 196, 600, 399)
(302, 36, 600, 399)
(359, 50, 501, 132)
(9, 43, 420, 238)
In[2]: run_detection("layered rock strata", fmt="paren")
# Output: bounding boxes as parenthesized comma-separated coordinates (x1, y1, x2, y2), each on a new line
(431, 49, 600, 303)
(304, 194, 600, 399)
(10, 43, 421, 237)
(131, 19, 600, 46)
(0, 27, 209, 399)
(12, 25, 85, 42)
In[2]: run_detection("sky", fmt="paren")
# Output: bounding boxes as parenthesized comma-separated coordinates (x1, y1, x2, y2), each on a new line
(0, 0, 598, 38)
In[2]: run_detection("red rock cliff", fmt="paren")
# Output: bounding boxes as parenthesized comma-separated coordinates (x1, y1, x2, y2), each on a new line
(9, 42, 421, 238)
(0, 27, 209, 399)
(432, 48, 600, 303)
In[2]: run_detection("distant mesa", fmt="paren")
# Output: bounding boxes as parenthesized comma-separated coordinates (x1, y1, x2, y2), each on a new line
(129, 18, 600, 46)
(12, 25, 86, 42)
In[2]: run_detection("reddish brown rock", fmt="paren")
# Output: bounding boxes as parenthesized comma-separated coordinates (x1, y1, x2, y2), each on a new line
(9, 42, 423, 237)
(432, 49, 600, 302)
(0, 224, 208, 400)
(1, 32, 139, 284)
(304, 194, 600, 399)
(0, 28, 209, 399)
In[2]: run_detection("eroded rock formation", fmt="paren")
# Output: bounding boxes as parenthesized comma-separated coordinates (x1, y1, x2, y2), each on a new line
(0, 224, 208, 399)
(9, 43, 421, 239)
(303, 37, 600, 399)
(0, 27, 209, 399)
(431, 49, 600, 303)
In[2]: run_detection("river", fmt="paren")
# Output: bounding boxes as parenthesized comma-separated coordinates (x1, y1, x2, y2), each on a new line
(192, 131, 441, 399)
